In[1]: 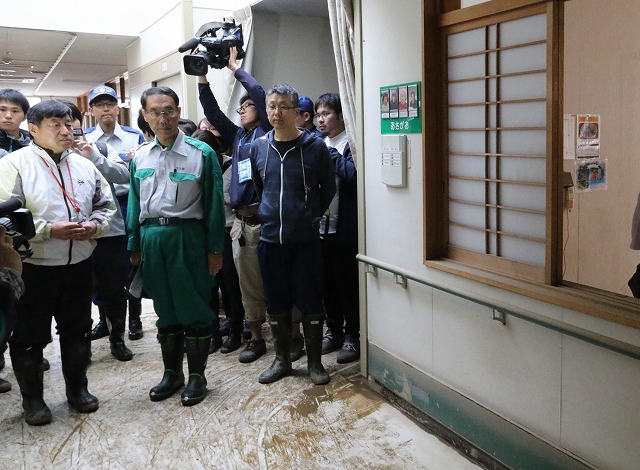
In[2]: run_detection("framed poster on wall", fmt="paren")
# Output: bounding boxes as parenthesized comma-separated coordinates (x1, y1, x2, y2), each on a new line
(380, 81, 421, 134)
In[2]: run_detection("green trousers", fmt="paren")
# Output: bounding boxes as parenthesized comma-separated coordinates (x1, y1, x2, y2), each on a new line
(140, 221, 216, 329)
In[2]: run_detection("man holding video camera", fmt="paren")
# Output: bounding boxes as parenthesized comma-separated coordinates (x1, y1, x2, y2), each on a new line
(0, 100, 116, 426)
(197, 47, 273, 363)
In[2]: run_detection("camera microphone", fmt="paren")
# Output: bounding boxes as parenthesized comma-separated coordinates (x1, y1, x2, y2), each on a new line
(178, 37, 200, 53)
(0, 199, 22, 217)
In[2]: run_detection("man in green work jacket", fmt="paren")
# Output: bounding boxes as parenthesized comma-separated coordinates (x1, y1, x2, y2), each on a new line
(127, 86, 225, 407)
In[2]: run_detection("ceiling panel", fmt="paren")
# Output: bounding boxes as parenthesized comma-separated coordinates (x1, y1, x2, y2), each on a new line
(0, 27, 138, 98)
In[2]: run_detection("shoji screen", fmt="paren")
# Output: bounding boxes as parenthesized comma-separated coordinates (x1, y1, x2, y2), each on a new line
(446, 12, 548, 278)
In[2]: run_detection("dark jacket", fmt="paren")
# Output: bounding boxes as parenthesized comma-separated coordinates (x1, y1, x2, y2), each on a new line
(198, 69, 272, 209)
(0, 129, 30, 154)
(328, 142, 357, 236)
(250, 130, 336, 245)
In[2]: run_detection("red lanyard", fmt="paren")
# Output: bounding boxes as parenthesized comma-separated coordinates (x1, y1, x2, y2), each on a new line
(38, 155, 82, 214)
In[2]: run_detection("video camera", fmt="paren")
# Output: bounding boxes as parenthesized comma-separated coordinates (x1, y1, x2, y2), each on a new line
(0, 199, 35, 260)
(178, 19, 245, 75)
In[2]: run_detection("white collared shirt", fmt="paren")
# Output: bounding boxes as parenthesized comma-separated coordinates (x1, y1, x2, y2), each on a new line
(85, 122, 142, 155)
(132, 130, 206, 222)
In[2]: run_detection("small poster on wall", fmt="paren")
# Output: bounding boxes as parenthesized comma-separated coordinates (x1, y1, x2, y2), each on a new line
(576, 114, 600, 158)
(575, 158, 607, 192)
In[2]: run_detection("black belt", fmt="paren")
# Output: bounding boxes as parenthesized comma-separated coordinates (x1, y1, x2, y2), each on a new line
(235, 213, 260, 226)
(144, 217, 200, 226)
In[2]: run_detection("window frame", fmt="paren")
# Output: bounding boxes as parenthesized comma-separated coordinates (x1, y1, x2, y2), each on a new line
(422, 0, 640, 331)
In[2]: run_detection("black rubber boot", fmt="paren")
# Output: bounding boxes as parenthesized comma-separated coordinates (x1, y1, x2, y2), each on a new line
(60, 337, 99, 413)
(209, 322, 222, 355)
(10, 345, 51, 425)
(128, 297, 144, 341)
(150, 327, 185, 401)
(107, 307, 133, 361)
(221, 332, 242, 353)
(181, 327, 211, 406)
(90, 305, 109, 341)
(259, 313, 292, 384)
(303, 314, 331, 385)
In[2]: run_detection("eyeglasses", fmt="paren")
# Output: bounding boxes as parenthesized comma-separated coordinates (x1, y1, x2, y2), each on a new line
(92, 101, 118, 109)
(315, 111, 335, 120)
(236, 103, 255, 114)
(266, 105, 297, 113)
(144, 108, 178, 118)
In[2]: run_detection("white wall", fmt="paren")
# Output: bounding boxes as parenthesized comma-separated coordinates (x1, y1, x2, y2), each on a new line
(0, 0, 179, 36)
(562, 1, 640, 295)
(359, 1, 640, 470)
(252, 11, 339, 102)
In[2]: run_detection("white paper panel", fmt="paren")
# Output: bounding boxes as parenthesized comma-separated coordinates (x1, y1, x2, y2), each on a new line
(449, 105, 484, 128)
(501, 43, 547, 74)
(449, 80, 485, 105)
(449, 154, 485, 178)
(500, 130, 546, 154)
(449, 54, 485, 81)
(500, 183, 546, 212)
(449, 224, 486, 253)
(501, 210, 546, 239)
(501, 73, 546, 101)
(448, 27, 485, 56)
(449, 178, 486, 204)
(500, 101, 546, 127)
(449, 130, 485, 153)
(500, 13, 547, 47)
(500, 236, 545, 266)
(449, 201, 485, 228)
(500, 157, 546, 183)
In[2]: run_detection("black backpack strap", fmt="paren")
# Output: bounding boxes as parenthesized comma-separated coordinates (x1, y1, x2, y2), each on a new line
(95, 142, 108, 157)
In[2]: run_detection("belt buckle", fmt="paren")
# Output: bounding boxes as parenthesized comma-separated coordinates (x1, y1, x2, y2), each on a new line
(158, 217, 170, 226)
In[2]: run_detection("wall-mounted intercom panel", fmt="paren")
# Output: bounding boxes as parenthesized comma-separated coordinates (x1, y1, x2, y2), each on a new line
(381, 134, 407, 187)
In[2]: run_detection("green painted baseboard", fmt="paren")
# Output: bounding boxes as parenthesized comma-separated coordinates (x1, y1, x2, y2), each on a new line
(368, 344, 595, 470)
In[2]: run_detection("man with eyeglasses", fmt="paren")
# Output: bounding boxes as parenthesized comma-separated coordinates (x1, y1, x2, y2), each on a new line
(127, 86, 225, 406)
(85, 86, 147, 347)
(315, 93, 360, 364)
(197, 47, 272, 363)
(249, 84, 336, 386)
(62, 100, 133, 363)
(0, 100, 116, 425)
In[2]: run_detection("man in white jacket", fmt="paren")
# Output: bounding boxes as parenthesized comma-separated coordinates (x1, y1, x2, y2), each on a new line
(65, 101, 133, 362)
(0, 100, 115, 426)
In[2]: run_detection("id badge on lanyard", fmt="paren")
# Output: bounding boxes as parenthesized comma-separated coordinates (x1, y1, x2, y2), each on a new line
(237, 158, 252, 183)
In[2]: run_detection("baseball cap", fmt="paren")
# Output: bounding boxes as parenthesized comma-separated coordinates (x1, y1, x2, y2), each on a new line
(298, 96, 314, 115)
(89, 85, 118, 106)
